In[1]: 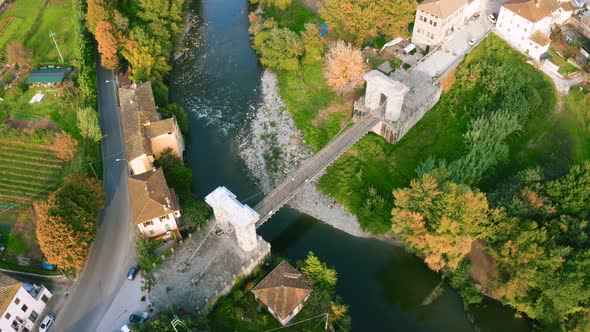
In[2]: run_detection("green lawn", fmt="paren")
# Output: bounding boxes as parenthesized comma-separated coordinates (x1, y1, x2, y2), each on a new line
(318, 34, 556, 234)
(26, 0, 78, 64)
(277, 63, 349, 151)
(0, 0, 45, 49)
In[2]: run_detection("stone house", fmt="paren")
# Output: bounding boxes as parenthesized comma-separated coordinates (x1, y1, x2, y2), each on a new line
(571, 9, 590, 40)
(251, 261, 312, 326)
(119, 82, 184, 176)
(495, 0, 573, 60)
(411, 0, 481, 49)
(0, 274, 52, 332)
(128, 168, 182, 240)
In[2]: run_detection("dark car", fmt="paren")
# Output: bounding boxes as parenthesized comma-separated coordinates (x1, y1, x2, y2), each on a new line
(129, 312, 148, 324)
(127, 265, 139, 280)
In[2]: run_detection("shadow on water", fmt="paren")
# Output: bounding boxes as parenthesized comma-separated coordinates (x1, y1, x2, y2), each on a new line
(169, 0, 531, 330)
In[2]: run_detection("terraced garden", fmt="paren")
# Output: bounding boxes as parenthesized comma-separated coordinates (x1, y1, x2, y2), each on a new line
(0, 138, 62, 210)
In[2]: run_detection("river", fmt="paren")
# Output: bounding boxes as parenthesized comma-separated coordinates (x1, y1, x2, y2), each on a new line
(168, 0, 530, 330)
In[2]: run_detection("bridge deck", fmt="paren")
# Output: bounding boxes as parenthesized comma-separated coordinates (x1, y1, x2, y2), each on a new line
(255, 113, 380, 227)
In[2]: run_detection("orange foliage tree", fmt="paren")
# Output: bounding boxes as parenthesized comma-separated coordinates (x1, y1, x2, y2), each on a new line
(96, 20, 120, 70)
(85, 0, 110, 34)
(323, 40, 369, 95)
(52, 131, 78, 162)
(392, 173, 491, 271)
(35, 174, 105, 271)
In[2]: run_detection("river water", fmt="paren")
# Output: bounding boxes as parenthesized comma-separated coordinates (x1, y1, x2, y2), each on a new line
(168, 0, 530, 330)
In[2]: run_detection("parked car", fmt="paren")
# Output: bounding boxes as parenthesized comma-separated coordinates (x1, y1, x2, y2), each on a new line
(129, 311, 148, 324)
(121, 325, 131, 332)
(39, 314, 54, 332)
(488, 14, 497, 24)
(468, 39, 476, 46)
(0, 234, 6, 256)
(42, 262, 57, 271)
(127, 265, 139, 280)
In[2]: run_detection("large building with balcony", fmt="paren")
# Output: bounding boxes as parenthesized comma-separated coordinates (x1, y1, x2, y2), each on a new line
(495, 0, 573, 60)
(411, 0, 481, 49)
(0, 275, 52, 332)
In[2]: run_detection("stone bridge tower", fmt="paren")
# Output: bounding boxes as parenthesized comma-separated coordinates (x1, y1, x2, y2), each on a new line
(205, 186, 260, 252)
(363, 70, 409, 122)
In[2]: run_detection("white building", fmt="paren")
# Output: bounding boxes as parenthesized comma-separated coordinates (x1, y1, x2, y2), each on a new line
(411, 0, 481, 49)
(0, 275, 52, 332)
(495, 0, 573, 60)
(128, 168, 182, 240)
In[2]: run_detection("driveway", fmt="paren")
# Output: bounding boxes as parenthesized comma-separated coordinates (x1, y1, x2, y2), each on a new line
(52, 61, 140, 331)
(413, 15, 493, 78)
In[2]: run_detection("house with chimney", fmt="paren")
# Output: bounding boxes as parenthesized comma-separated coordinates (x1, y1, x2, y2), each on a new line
(411, 0, 481, 49)
(495, 0, 573, 60)
(0, 274, 52, 332)
(251, 261, 312, 326)
(128, 168, 182, 240)
(119, 82, 184, 176)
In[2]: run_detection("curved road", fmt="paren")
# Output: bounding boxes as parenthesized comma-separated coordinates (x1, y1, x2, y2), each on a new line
(53, 62, 137, 331)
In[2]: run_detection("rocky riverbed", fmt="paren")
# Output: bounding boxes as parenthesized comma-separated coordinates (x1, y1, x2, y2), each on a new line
(238, 70, 384, 240)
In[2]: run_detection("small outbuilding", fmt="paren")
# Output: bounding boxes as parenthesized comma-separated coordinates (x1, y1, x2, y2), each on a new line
(251, 261, 312, 326)
(25, 68, 71, 85)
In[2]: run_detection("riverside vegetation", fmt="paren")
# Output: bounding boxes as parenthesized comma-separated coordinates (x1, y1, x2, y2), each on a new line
(248, 0, 590, 329)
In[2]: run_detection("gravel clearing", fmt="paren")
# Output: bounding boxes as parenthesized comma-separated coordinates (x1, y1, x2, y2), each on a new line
(239, 70, 394, 241)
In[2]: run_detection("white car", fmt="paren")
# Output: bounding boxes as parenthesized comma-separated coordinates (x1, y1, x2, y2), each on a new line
(468, 39, 476, 46)
(121, 325, 131, 332)
(488, 14, 497, 24)
(39, 314, 54, 332)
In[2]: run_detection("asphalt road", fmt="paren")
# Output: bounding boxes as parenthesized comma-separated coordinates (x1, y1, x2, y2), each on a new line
(255, 113, 380, 227)
(53, 62, 137, 331)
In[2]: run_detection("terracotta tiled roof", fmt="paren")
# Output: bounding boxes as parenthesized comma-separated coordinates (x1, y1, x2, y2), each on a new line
(252, 261, 312, 320)
(418, 0, 467, 19)
(502, 0, 572, 23)
(145, 118, 176, 138)
(119, 83, 159, 160)
(128, 168, 180, 225)
(0, 274, 21, 315)
(529, 30, 551, 45)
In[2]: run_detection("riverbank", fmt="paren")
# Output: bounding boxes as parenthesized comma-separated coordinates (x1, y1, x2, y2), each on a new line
(238, 70, 389, 241)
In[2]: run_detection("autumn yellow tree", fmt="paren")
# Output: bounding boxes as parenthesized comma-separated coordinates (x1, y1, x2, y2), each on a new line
(376, 0, 416, 39)
(392, 173, 491, 271)
(52, 131, 78, 162)
(323, 40, 369, 95)
(5, 41, 32, 70)
(319, 0, 379, 46)
(85, 0, 110, 34)
(96, 20, 120, 70)
(35, 175, 105, 271)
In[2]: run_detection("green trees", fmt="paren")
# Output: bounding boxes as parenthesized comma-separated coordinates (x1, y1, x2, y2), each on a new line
(255, 0, 293, 10)
(35, 174, 105, 271)
(300, 251, 338, 291)
(392, 173, 491, 271)
(77, 107, 102, 142)
(253, 27, 304, 71)
(301, 23, 326, 65)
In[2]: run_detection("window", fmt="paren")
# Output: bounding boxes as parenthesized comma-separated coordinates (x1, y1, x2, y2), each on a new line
(29, 311, 38, 323)
(41, 295, 49, 303)
(21, 304, 28, 312)
(14, 298, 20, 305)
(429, 19, 432, 25)
(149, 230, 155, 235)
(159, 215, 169, 221)
(4, 313, 10, 320)
(524, 28, 527, 32)
(433, 21, 438, 27)
(522, 36, 524, 40)
(143, 220, 153, 227)
(165, 224, 172, 232)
